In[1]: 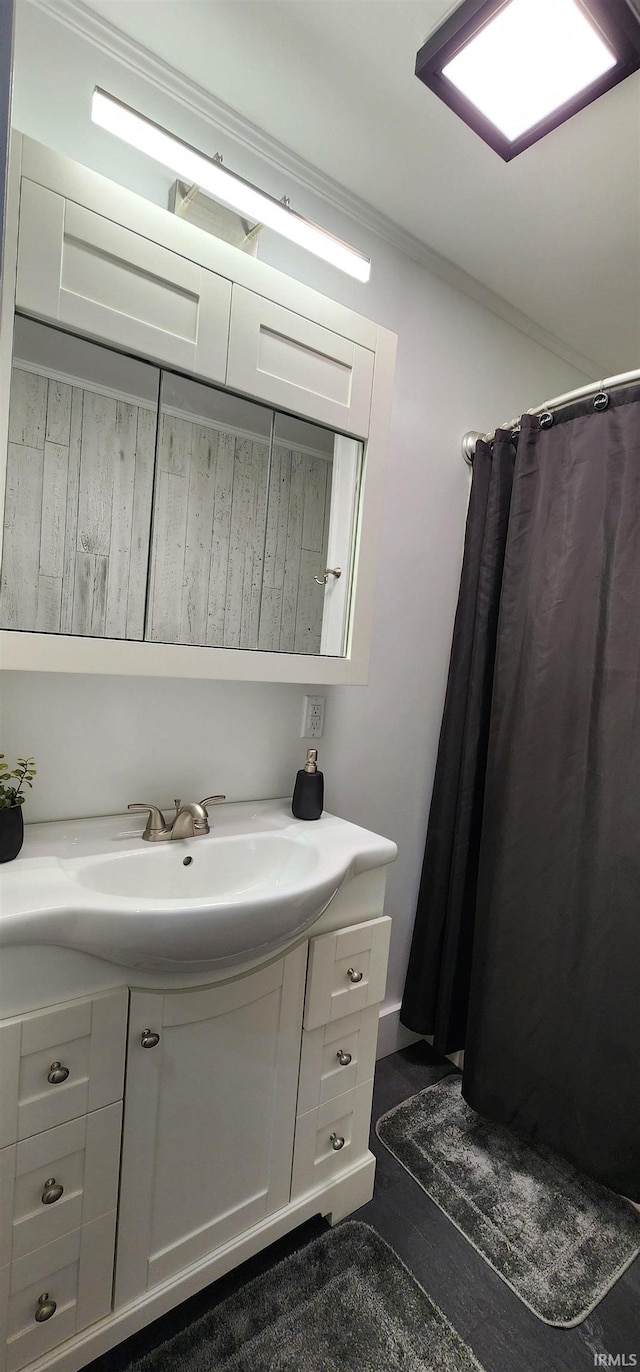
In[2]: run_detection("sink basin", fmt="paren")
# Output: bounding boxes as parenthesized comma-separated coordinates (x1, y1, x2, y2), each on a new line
(71, 833, 319, 902)
(0, 799, 397, 971)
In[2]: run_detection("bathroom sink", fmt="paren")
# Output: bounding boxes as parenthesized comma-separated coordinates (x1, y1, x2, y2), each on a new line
(0, 799, 397, 971)
(71, 833, 319, 902)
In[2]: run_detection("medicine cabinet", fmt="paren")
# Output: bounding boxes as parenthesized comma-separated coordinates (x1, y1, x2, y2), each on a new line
(1, 318, 360, 658)
(0, 134, 397, 684)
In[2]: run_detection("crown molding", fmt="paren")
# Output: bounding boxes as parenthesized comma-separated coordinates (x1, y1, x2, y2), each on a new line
(28, 0, 601, 379)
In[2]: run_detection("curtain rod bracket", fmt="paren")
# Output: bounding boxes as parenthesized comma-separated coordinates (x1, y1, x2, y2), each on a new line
(461, 431, 483, 466)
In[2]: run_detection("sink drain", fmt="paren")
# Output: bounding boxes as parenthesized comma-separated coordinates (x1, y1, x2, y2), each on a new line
(183, 856, 193, 867)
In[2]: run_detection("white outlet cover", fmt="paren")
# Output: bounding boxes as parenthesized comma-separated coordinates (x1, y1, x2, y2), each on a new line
(302, 694, 325, 738)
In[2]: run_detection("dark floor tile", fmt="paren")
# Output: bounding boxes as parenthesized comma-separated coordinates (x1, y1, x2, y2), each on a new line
(391, 1040, 460, 1091)
(369, 1055, 423, 1116)
(353, 1179, 490, 1341)
(581, 1259, 640, 1350)
(469, 1312, 592, 1372)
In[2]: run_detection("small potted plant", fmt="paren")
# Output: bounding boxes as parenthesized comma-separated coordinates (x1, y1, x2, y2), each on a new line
(0, 756, 36, 862)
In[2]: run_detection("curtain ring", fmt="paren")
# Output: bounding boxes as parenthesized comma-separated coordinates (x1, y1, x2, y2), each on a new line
(539, 410, 554, 428)
(593, 391, 609, 411)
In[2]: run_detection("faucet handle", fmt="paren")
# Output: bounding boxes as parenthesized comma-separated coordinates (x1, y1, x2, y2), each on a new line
(128, 803, 166, 837)
(199, 795, 226, 812)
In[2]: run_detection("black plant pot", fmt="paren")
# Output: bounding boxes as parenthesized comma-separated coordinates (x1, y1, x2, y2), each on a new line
(0, 805, 24, 862)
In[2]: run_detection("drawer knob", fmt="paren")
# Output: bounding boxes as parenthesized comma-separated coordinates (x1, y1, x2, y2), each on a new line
(41, 1178, 64, 1205)
(35, 1293, 57, 1323)
(47, 1062, 69, 1085)
(336, 1050, 352, 1066)
(330, 1133, 345, 1151)
(346, 968, 363, 984)
(140, 1029, 160, 1049)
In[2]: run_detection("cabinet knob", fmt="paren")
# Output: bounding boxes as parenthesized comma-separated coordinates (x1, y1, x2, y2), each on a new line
(34, 1293, 57, 1323)
(140, 1029, 160, 1049)
(41, 1178, 64, 1205)
(346, 968, 363, 984)
(336, 1050, 352, 1066)
(330, 1133, 345, 1151)
(47, 1062, 69, 1085)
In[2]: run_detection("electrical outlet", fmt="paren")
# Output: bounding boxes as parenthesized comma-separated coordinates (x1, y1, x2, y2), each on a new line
(301, 694, 325, 738)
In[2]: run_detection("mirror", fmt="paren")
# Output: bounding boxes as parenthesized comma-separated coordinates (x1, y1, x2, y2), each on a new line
(0, 318, 362, 656)
(0, 316, 158, 639)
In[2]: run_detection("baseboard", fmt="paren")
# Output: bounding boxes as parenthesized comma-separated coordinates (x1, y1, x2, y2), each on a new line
(376, 1004, 465, 1069)
(376, 1002, 423, 1058)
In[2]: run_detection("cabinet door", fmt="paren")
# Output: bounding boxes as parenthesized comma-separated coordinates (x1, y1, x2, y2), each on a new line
(16, 180, 231, 379)
(226, 286, 374, 436)
(114, 944, 307, 1306)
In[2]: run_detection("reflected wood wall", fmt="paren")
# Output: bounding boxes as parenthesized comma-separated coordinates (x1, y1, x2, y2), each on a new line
(0, 367, 155, 639)
(1, 372, 332, 654)
(147, 413, 331, 653)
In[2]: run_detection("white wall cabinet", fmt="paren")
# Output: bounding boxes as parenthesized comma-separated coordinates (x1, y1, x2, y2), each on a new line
(0, 134, 397, 685)
(16, 180, 231, 381)
(226, 286, 375, 437)
(0, 910, 391, 1372)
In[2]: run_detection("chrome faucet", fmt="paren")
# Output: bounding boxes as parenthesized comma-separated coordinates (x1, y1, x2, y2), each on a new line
(128, 796, 226, 842)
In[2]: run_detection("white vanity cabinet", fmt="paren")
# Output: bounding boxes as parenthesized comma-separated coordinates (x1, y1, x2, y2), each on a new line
(0, 989, 128, 1372)
(0, 908, 392, 1372)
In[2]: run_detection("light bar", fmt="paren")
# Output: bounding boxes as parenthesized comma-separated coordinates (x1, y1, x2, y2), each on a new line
(415, 0, 640, 161)
(91, 89, 371, 282)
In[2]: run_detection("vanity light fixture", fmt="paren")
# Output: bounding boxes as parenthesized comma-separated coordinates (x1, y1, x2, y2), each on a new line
(415, 0, 640, 160)
(91, 89, 371, 281)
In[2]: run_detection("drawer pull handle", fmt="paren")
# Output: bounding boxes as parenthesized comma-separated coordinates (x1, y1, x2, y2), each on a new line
(35, 1293, 57, 1323)
(347, 968, 363, 984)
(330, 1133, 345, 1150)
(41, 1178, 64, 1205)
(47, 1062, 69, 1085)
(140, 1029, 160, 1049)
(336, 1050, 352, 1066)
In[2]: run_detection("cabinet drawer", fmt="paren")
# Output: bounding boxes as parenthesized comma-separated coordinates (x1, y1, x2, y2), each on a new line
(291, 1079, 374, 1199)
(16, 180, 231, 379)
(0, 1103, 122, 1266)
(0, 989, 128, 1147)
(226, 285, 374, 436)
(303, 917, 391, 1031)
(0, 1212, 116, 1372)
(296, 1006, 379, 1116)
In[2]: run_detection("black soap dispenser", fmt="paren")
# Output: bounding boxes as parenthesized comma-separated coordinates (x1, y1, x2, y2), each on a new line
(292, 748, 324, 820)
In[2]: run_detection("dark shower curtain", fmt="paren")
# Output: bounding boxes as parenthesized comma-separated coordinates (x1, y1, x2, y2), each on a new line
(401, 392, 640, 1200)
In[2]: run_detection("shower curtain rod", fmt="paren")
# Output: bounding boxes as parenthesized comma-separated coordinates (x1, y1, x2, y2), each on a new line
(461, 364, 640, 465)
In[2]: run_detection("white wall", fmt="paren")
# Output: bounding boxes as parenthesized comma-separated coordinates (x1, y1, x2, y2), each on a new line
(2, 2, 593, 1045)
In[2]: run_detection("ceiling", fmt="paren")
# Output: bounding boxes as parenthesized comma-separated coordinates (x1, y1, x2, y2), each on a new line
(68, 1, 640, 374)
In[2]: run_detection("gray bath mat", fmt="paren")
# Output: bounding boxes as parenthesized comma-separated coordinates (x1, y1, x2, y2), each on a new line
(129, 1221, 485, 1371)
(376, 1074, 640, 1326)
